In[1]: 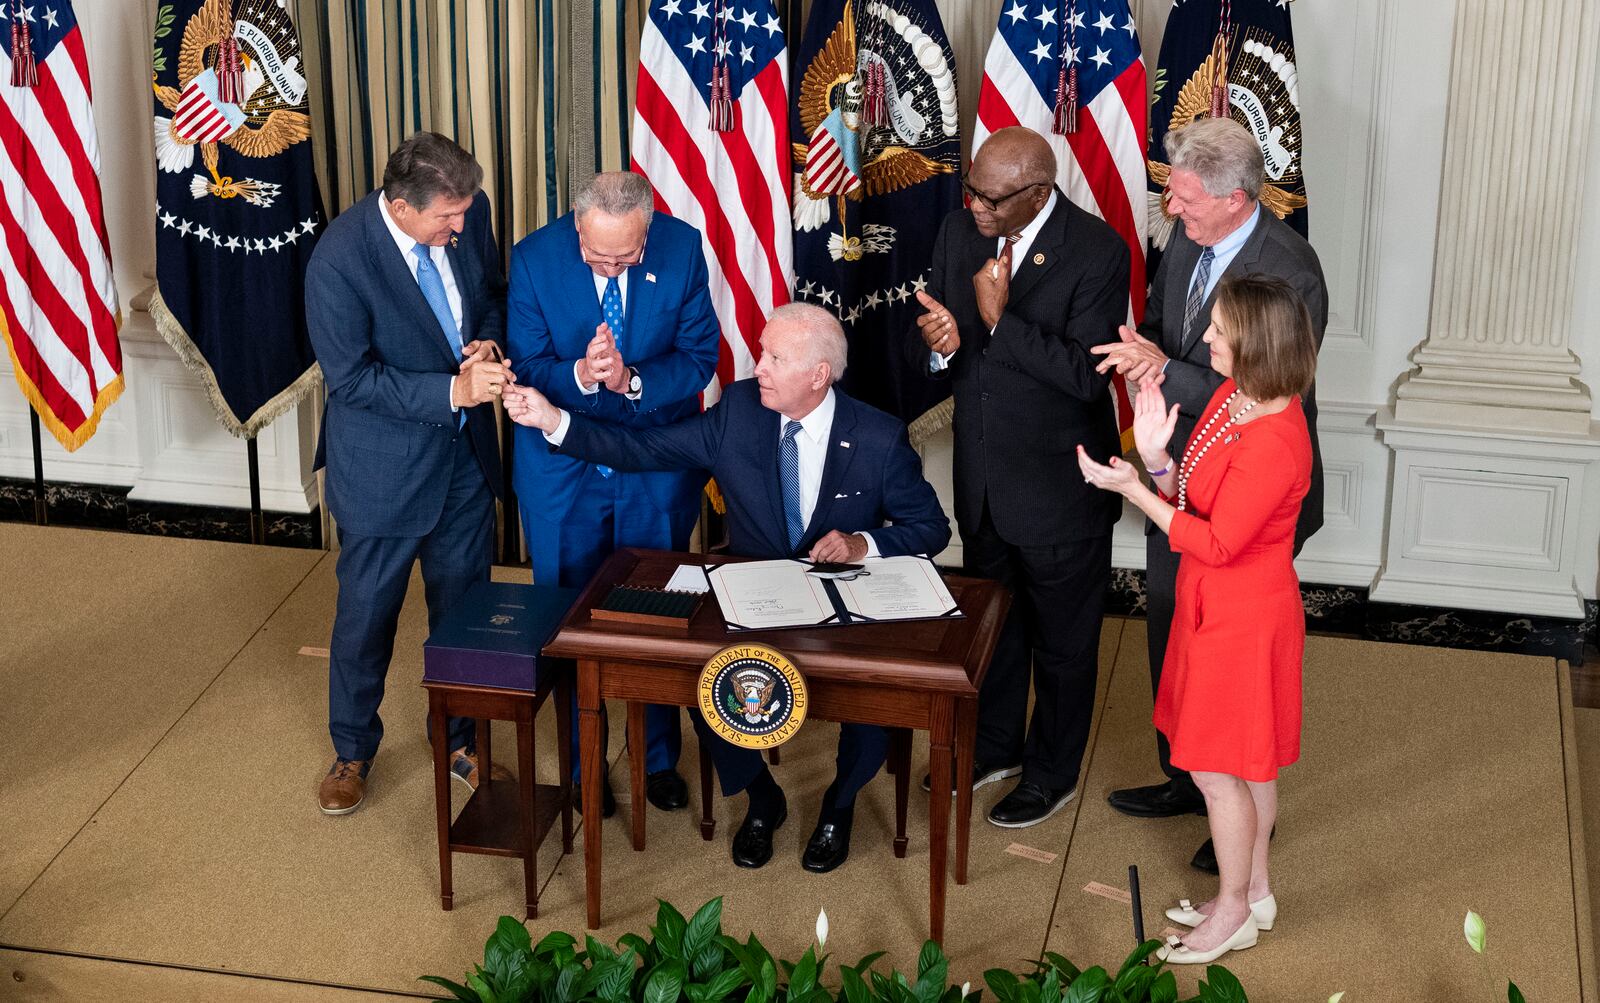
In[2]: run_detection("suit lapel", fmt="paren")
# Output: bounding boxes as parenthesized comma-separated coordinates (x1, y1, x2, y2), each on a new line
(1188, 210, 1271, 361)
(1006, 192, 1070, 306)
(444, 237, 477, 348)
(623, 250, 658, 353)
(804, 395, 859, 546)
(762, 408, 792, 554)
(366, 200, 463, 368)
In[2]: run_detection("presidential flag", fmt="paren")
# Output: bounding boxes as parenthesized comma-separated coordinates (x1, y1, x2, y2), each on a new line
(789, 0, 962, 425)
(1146, 0, 1308, 266)
(631, 0, 792, 403)
(150, 0, 324, 437)
(975, 0, 1148, 445)
(0, 0, 123, 452)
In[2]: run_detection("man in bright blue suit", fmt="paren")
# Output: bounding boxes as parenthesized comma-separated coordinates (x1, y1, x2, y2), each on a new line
(305, 133, 511, 815)
(504, 303, 951, 873)
(507, 172, 721, 815)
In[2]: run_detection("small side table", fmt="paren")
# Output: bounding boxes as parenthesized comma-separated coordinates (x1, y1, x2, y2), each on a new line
(424, 672, 573, 919)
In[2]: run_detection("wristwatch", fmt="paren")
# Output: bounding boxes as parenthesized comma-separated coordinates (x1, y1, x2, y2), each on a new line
(626, 367, 642, 395)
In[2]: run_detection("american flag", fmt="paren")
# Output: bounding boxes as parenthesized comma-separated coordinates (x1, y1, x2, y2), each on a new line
(976, 0, 1147, 443)
(630, 0, 792, 402)
(0, 0, 120, 452)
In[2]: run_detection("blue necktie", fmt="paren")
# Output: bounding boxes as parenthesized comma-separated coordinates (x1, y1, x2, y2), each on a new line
(602, 275, 625, 350)
(412, 243, 466, 429)
(591, 276, 628, 478)
(779, 419, 805, 552)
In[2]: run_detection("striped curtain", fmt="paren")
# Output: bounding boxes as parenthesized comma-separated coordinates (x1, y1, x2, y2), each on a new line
(292, 1, 647, 249)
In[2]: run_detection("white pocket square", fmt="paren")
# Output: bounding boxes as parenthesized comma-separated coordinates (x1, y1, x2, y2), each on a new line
(834, 492, 849, 499)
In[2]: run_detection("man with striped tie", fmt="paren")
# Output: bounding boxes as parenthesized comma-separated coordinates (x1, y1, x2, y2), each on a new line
(1090, 117, 1327, 874)
(507, 172, 721, 818)
(305, 133, 511, 815)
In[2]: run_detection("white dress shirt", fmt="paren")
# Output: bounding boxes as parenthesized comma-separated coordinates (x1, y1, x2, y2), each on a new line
(379, 192, 464, 410)
(545, 387, 878, 556)
(931, 189, 1059, 371)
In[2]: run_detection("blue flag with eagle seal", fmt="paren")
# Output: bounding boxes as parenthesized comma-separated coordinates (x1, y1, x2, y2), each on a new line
(1145, 0, 1307, 274)
(788, 0, 962, 427)
(150, 0, 324, 437)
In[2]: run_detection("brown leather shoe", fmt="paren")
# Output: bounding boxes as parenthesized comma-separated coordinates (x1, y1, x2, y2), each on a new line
(449, 747, 515, 791)
(319, 758, 371, 815)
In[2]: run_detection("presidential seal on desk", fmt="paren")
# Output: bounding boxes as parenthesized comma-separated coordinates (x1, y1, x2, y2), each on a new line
(698, 644, 808, 749)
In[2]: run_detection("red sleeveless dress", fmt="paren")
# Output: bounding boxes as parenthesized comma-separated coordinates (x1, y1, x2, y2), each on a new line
(1155, 378, 1311, 782)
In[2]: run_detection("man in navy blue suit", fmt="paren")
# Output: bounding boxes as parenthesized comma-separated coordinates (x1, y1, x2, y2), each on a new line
(305, 133, 510, 815)
(504, 303, 950, 873)
(507, 172, 720, 815)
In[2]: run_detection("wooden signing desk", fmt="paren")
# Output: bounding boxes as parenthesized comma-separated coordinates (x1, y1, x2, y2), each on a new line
(542, 548, 1009, 943)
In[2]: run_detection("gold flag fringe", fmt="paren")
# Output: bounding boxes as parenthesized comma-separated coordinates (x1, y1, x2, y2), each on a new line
(150, 289, 323, 439)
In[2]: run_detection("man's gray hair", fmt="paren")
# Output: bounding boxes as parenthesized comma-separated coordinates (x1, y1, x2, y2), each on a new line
(1164, 117, 1265, 200)
(382, 132, 483, 209)
(573, 172, 656, 227)
(770, 302, 848, 384)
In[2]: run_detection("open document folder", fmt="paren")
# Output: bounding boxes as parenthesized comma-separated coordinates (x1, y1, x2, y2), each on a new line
(705, 555, 963, 632)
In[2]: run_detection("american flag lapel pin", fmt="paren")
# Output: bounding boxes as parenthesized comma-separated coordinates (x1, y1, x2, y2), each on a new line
(840, 441, 851, 448)
(647, 272, 657, 283)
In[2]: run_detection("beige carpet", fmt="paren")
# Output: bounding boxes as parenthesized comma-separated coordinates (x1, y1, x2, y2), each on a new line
(0, 525, 320, 918)
(1048, 625, 1588, 1001)
(0, 524, 1591, 1001)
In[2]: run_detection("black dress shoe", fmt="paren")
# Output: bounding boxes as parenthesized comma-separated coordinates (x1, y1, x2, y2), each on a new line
(574, 779, 617, 819)
(1191, 825, 1274, 875)
(645, 770, 689, 811)
(987, 780, 1076, 828)
(920, 760, 1023, 794)
(731, 798, 787, 869)
(801, 813, 853, 873)
(1106, 780, 1206, 818)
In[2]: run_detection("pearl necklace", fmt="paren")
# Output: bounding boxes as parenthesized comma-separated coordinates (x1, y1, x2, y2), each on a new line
(1177, 390, 1257, 511)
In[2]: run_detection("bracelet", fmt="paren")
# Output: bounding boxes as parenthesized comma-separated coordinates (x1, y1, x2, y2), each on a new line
(1146, 461, 1172, 477)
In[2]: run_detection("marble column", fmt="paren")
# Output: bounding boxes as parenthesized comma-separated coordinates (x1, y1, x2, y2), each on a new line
(1374, 0, 1600, 617)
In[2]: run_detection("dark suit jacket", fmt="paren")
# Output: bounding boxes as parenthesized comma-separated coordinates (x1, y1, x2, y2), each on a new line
(306, 190, 507, 538)
(558, 380, 950, 560)
(507, 212, 720, 523)
(915, 194, 1129, 546)
(1140, 208, 1328, 550)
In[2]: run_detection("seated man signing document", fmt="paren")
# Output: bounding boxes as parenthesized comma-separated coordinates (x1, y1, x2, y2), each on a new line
(503, 302, 950, 875)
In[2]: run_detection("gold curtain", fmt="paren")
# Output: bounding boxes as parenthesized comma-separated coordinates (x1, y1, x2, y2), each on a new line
(292, 0, 648, 250)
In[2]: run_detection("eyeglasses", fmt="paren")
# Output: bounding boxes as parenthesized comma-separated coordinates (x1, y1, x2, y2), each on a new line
(577, 230, 647, 268)
(961, 176, 1048, 212)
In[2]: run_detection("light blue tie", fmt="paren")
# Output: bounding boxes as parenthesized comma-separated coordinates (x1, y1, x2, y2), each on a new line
(412, 243, 466, 429)
(779, 419, 805, 553)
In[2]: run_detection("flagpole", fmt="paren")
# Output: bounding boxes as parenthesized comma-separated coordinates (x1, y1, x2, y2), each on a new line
(28, 409, 46, 526)
(246, 438, 264, 545)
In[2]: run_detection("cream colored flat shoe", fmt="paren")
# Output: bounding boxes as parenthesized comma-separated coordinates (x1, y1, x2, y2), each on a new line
(1155, 914, 1259, 965)
(1165, 894, 1277, 932)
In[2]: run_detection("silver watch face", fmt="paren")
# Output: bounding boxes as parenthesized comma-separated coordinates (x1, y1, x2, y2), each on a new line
(629, 372, 642, 392)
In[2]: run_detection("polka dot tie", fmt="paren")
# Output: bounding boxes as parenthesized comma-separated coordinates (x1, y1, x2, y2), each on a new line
(596, 276, 626, 478)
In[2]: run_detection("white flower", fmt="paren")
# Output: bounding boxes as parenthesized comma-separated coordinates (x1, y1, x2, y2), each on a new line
(1464, 909, 1486, 954)
(961, 983, 971, 999)
(815, 908, 829, 948)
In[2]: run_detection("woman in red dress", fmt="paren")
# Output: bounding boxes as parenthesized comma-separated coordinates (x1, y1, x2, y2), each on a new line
(1078, 275, 1318, 964)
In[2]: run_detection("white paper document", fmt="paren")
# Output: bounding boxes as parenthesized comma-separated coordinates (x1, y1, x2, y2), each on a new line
(834, 555, 959, 621)
(665, 564, 710, 594)
(706, 555, 961, 631)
